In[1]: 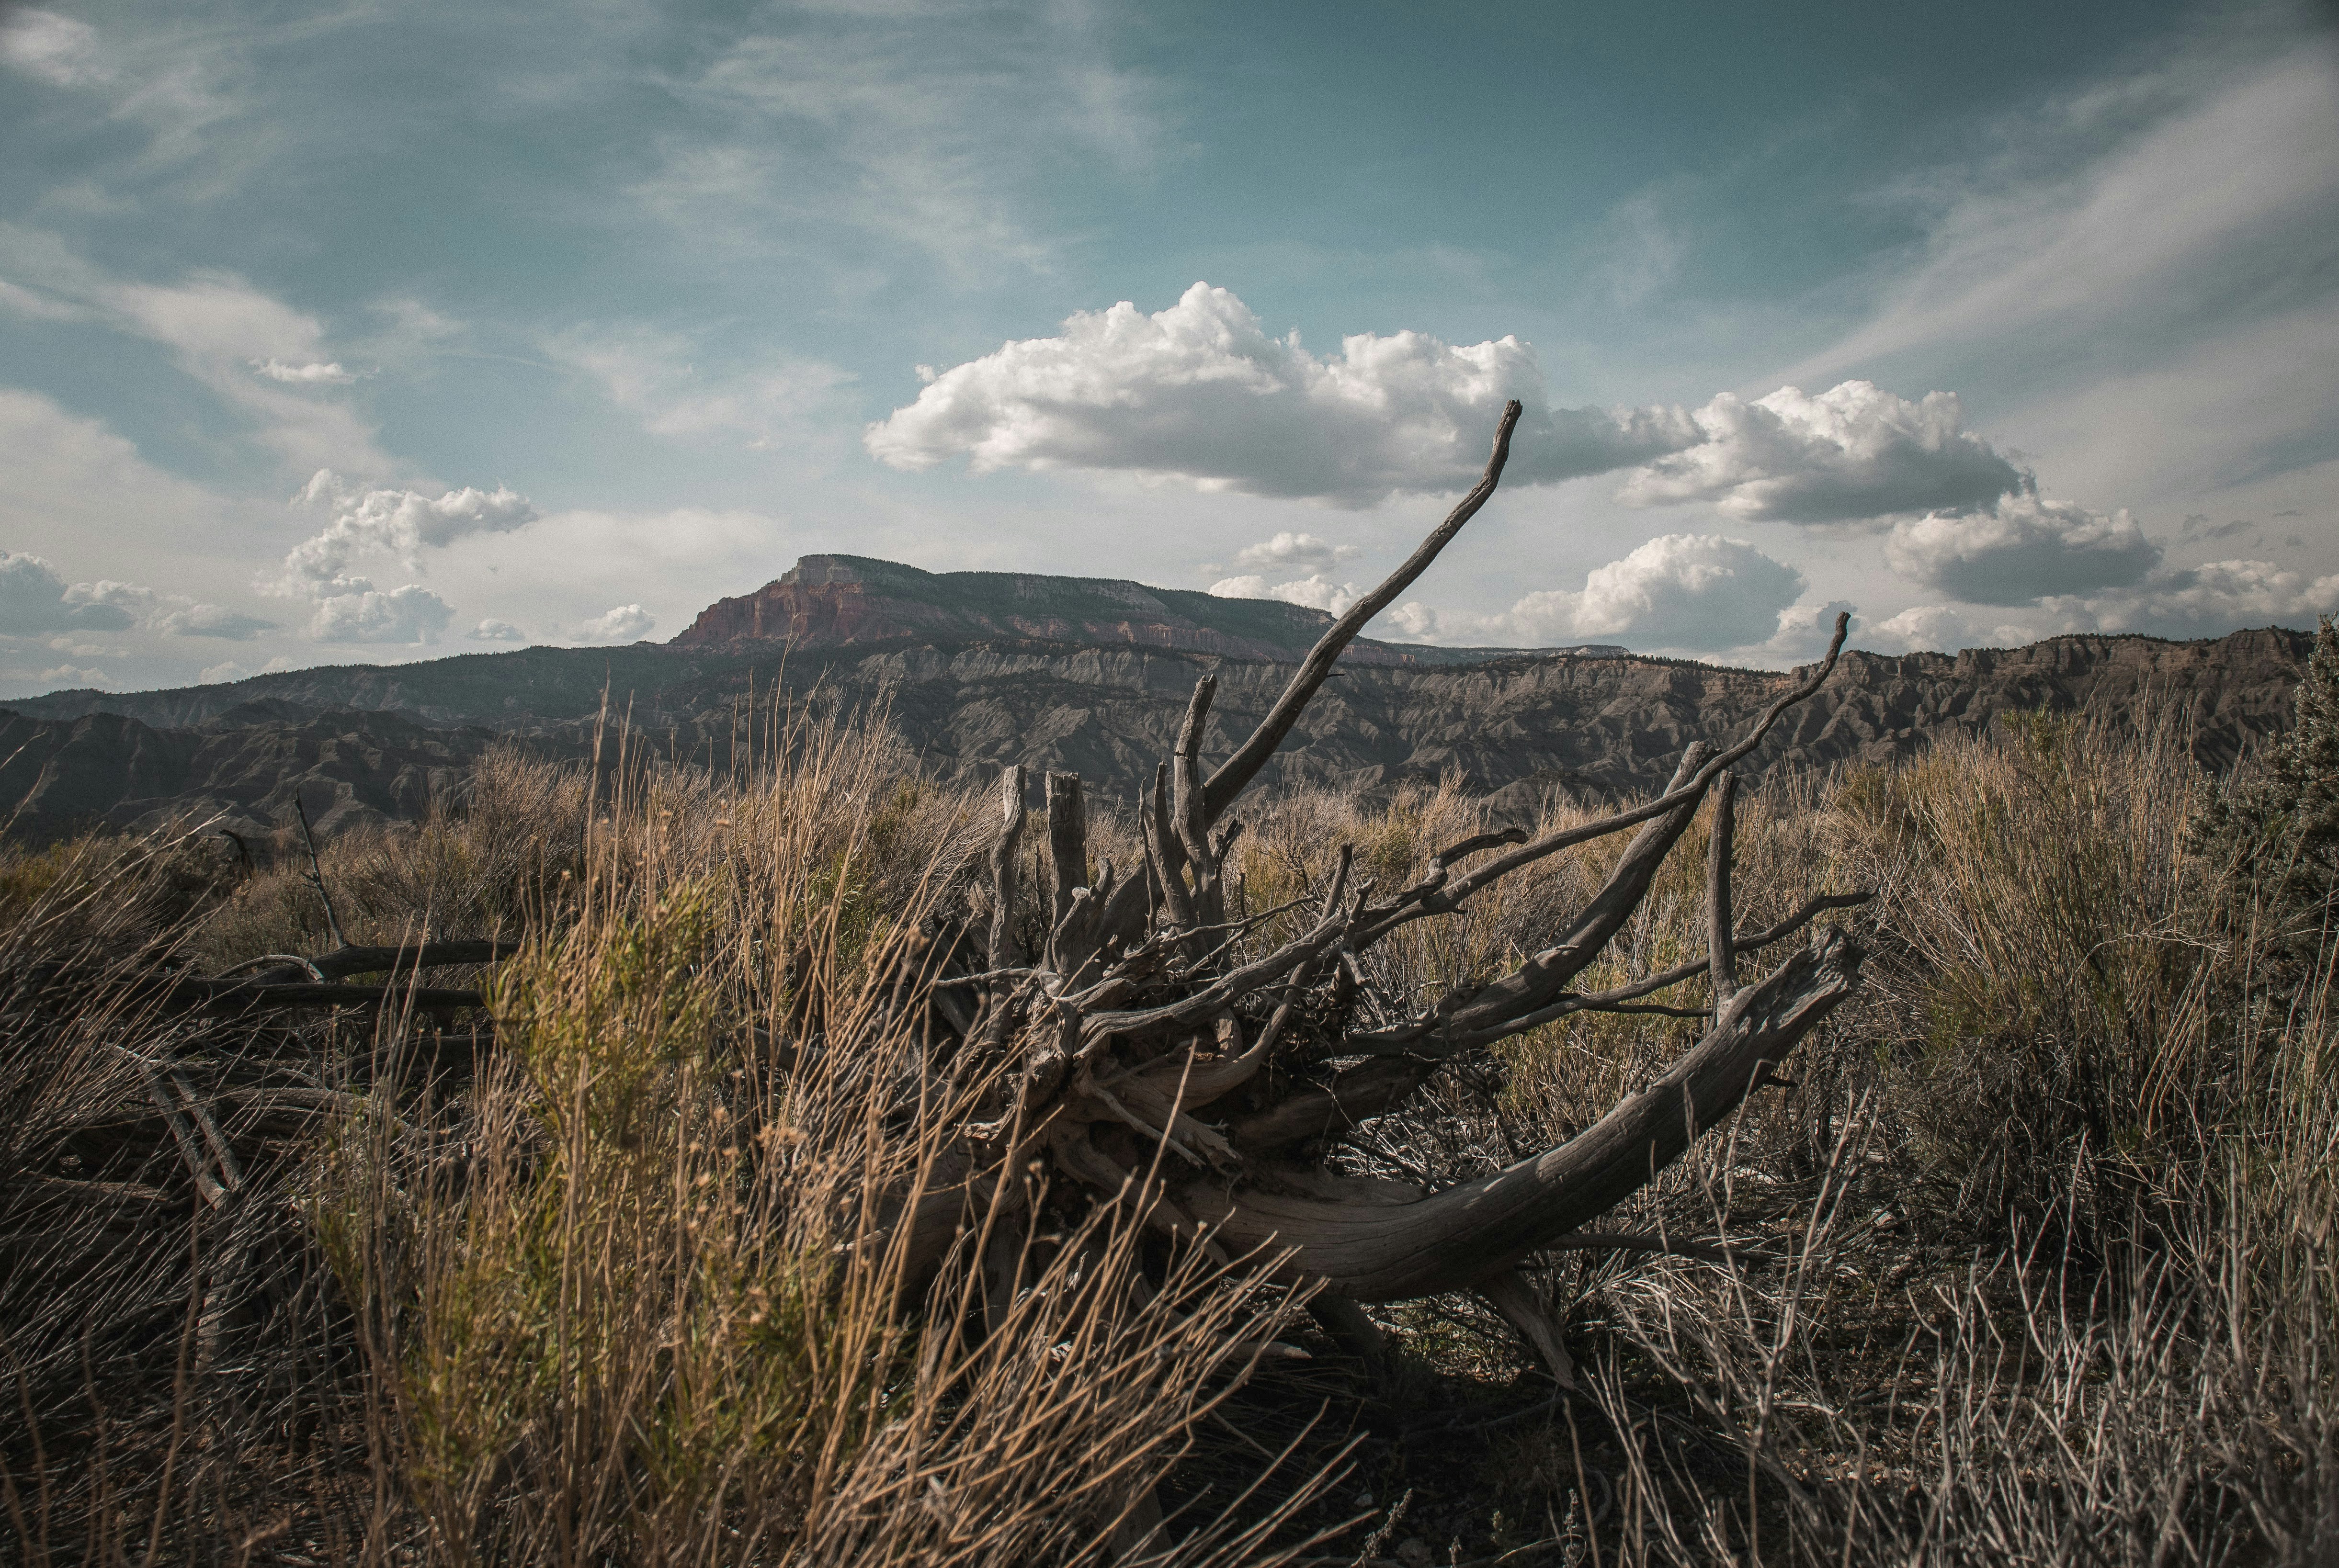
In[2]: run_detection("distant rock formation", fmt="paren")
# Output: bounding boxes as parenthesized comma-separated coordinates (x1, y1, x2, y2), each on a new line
(1, 623, 2311, 846)
(670, 554, 1613, 666)
(0, 702, 505, 845)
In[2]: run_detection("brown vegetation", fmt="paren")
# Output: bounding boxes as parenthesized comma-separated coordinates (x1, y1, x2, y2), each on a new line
(0, 416, 2332, 1564)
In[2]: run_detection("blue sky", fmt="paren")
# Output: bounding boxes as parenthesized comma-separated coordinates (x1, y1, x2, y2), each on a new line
(2, 0, 2336, 695)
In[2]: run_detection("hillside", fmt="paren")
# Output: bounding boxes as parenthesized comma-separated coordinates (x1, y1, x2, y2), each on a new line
(0, 593, 2309, 844)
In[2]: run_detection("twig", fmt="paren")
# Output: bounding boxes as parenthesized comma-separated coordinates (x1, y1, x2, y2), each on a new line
(292, 795, 347, 949)
(1708, 770, 1738, 1008)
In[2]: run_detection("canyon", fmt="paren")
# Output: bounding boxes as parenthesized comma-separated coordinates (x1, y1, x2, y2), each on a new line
(0, 555, 2312, 844)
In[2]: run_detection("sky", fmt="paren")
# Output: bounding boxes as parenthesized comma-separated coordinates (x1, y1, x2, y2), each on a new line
(2, 0, 2337, 697)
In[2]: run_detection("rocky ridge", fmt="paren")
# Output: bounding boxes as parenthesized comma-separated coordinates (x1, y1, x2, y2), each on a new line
(1, 621, 2311, 846)
(673, 554, 1624, 665)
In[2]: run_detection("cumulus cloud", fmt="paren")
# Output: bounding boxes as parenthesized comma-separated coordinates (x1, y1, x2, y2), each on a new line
(1224, 531, 1360, 573)
(279, 471, 537, 590)
(1386, 601, 1441, 640)
(2, 559, 284, 643)
(2047, 560, 2339, 639)
(469, 618, 526, 643)
(576, 604, 655, 642)
(152, 602, 278, 639)
(198, 661, 248, 684)
(252, 358, 358, 385)
(1616, 382, 2026, 523)
(1885, 494, 2161, 605)
(1767, 598, 1859, 661)
(1206, 573, 1360, 615)
(867, 282, 1702, 506)
(1863, 605, 1974, 655)
(59, 580, 155, 627)
(309, 585, 453, 644)
(1494, 534, 1808, 653)
(0, 551, 144, 633)
(36, 663, 110, 688)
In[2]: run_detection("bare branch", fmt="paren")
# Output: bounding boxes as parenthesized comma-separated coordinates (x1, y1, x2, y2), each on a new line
(1478, 1270, 1577, 1387)
(293, 793, 347, 949)
(1173, 676, 1220, 921)
(1045, 771, 1086, 930)
(1080, 911, 1348, 1045)
(1257, 842, 1353, 1060)
(988, 764, 1028, 967)
(1708, 770, 1738, 1009)
(1202, 399, 1524, 823)
(1360, 612, 1851, 946)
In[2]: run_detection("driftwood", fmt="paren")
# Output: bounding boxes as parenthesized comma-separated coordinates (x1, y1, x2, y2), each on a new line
(884, 399, 1869, 1374)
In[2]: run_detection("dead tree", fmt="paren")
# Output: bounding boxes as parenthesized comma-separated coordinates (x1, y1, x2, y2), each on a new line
(907, 400, 1869, 1374)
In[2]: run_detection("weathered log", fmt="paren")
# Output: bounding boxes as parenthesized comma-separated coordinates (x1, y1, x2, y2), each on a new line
(1181, 927, 1862, 1300)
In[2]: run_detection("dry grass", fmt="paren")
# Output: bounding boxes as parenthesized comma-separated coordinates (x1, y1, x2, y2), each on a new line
(1, 701, 2333, 1564)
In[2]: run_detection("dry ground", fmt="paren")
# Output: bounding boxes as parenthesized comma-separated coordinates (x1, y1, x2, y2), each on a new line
(1, 701, 2332, 1566)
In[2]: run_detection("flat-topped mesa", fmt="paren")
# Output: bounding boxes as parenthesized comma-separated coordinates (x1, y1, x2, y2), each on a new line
(669, 553, 1615, 666)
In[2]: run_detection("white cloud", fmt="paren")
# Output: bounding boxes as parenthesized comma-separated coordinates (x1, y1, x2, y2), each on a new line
(1884, 493, 2161, 605)
(469, 618, 526, 643)
(1863, 605, 1973, 655)
(279, 471, 537, 591)
(867, 282, 1702, 505)
(60, 579, 154, 621)
(0, 551, 142, 634)
(1767, 598, 1860, 661)
(1616, 381, 2026, 523)
(309, 585, 454, 644)
(0, 10, 110, 89)
(2047, 559, 2339, 639)
(1495, 534, 1807, 653)
(1225, 530, 1360, 573)
(198, 660, 247, 684)
(575, 604, 655, 642)
(1387, 601, 1441, 641)
(1206, 573, 1360, 615)
(252, 358, 358, 385)
(152, 602, 278, 639)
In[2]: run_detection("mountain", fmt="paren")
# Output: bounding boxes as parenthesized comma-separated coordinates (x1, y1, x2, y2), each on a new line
(0, 554, 2314, 844)
(671, 554, 1623, 664)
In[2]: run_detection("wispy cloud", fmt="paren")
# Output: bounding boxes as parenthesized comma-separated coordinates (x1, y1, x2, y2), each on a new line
(629, 0, 1161, 281)
(542, 323, 852, 449)
(1789, 48, 2339, 387)
(0, 228, 390, 474)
